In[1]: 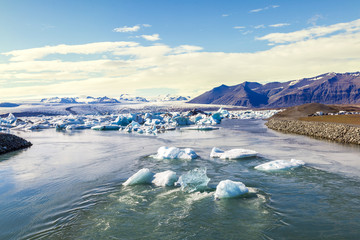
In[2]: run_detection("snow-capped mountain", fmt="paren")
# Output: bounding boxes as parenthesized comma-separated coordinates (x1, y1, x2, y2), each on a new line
(151, 94, 191, 102)
(119, 94, 148, 102)
(189, 72, 360, 108)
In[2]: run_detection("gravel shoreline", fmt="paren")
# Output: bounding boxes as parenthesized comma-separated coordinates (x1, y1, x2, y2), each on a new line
(266, 118, 360, 145)
(0, 133, 32, 155)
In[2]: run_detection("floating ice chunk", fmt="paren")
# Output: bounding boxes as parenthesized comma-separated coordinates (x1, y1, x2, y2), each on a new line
(210, 147, 225, 158)
(182, 126, 219, 131)
(6, 113, 16, 124)
(214, 180, 249, 199)
(175, 168, 210, 192)
(255, 159, 305, 171)
(113, 115, 130, 126)
(210, 147, 257, 159)
(153, 146, 198, 160)
(91, 125, 120, 131)
(152, 170, 177, 187)
(123, 168, 154, 186)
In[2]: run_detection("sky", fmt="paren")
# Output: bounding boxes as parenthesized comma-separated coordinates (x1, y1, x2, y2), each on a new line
(1, 0, 360, 101)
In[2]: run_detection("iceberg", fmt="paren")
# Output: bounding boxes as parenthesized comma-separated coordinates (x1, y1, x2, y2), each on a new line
(152, 170, 178, 187)
(182, 126, 219, 131)
(123, 168, 154, 186)
(175, 168, 210, 192)
(153, 146, 198, 160)
(210, 147, 257, 159)
(214, 180, 249, 199)
(255, 159, 305, 171)
(91, 125, 120, 131)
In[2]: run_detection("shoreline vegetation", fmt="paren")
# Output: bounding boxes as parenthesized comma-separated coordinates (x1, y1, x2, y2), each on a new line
(266, 103, 360, 145)
(0, 133, 32, 155)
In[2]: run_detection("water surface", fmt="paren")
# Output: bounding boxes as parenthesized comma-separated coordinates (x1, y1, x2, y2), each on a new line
(0, 119, 359, 239)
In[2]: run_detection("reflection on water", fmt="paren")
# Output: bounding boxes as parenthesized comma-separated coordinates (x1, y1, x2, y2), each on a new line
(0, 119, 359, 239)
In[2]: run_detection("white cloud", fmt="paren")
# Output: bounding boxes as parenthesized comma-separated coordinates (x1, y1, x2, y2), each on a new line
(254, 24, 266, 29)
(269, 23, 290, 28)
(233, 26, 245, 29)
(3, 42, 139, 61)
(142, 24, 152, 27)
(257, 18, 360, 44)
(308, 14, 324, 26)
(222, 14, 229, 17)
(1, 19, 360, 99)
(249, 5, 279, 13)
(113, 25, 140, 32)
(140, 34, 161, 41)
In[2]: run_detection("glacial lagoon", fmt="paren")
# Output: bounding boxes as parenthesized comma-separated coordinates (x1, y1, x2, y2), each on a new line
(1, 119, 360, 239)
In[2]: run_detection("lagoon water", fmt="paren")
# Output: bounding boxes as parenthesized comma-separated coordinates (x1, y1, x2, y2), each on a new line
(1, 119, 360, 239)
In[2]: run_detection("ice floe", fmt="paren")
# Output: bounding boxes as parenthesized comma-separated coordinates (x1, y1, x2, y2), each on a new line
(152, 146, 198, 160)
(175, 168, 210, 192)
(152, 170, 178, 187)
(214, 180, 249, 199)
(0, 107, 281, 133)
(210, 147, 258, 159)
(255, 159, 305, 171)
(123, 168, 154, 186)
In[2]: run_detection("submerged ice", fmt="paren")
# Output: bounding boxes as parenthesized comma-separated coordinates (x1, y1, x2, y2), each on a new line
(210, 147, 258, 159)
(255, 159, 305, 171)
(175, 168, 210, 192)
(214, 180, 249, 199)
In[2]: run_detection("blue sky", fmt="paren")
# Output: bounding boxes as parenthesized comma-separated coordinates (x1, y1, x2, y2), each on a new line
(1, 0, 360, 100)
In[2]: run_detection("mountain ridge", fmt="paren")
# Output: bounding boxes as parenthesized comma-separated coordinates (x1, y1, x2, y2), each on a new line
(188, 72, 360, 108)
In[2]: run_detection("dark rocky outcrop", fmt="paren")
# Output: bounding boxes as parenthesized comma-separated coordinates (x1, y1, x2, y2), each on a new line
(0, 133, 32, 154)
(189, 72, 360, 108)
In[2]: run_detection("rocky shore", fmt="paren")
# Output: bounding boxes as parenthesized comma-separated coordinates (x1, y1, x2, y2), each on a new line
(266, 118, 360, 145)
(0, 133, 32, 155)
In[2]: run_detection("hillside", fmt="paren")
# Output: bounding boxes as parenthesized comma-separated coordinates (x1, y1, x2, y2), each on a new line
(189, 72, 360, 108)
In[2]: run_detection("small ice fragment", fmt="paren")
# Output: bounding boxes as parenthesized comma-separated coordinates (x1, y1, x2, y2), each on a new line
(214, 180, 249, 199)
(182, 126, 219, 131)
(210, 147, 257, 159)
(152, 170, 177, 187)
(153, 146, 198, 160)
(210, 147, 225, 158)
(123, 168, 154, 186)
(255, 159, 305, 171)
(91, 125, 120, 131)
(175, 168, 210, 192)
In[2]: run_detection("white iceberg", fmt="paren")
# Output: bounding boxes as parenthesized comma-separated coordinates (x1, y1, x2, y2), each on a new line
(214, 180, 249, 199)
(175, 168, 210, 192)
(152, 170, 178, 187)
(153, 146, 198, 160)
(210, 147, 257, 159)
(91, 125, 120, 131)
(123, 168, 154, 186)
(255, 159, 305, 171)
(182, 126, 219, 131)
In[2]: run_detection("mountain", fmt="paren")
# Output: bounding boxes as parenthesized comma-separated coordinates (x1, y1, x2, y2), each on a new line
(151, 94, 191, 102)
(119, 94, 148, 102)
(188, 72, 360, 108)
(41, 97, 78, 103)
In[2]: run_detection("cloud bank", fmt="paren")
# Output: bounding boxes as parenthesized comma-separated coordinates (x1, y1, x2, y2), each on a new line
(1, 19, 360, 100)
